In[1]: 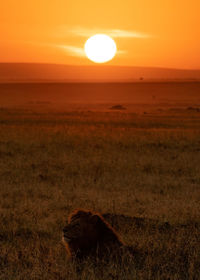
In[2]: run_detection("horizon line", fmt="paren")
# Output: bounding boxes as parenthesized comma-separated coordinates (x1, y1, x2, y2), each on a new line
(0, 62, 200, 71)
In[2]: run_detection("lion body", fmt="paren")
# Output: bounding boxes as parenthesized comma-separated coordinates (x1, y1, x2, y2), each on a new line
(62, 209, 129, 261)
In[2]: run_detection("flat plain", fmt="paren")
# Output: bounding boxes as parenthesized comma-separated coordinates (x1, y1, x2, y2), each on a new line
(1, 82, 200, 279)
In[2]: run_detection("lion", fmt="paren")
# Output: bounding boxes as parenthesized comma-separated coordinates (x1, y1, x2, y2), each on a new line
(62, 209, 134, 262)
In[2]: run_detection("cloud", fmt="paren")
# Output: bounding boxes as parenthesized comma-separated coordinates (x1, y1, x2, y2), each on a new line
(68, 27, 151, 39)
(59, 45, 85, 57)
(108, 29, 151, 38)
(56, 26, 148, 57)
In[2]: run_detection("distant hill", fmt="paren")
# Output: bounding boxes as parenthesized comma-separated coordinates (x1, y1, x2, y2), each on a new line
(0, 63, 200, 83)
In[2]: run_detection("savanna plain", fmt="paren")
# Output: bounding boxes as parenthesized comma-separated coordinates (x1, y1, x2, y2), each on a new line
(1, 82, 200, 280)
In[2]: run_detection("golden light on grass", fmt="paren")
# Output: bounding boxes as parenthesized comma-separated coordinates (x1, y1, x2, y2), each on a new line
(84, 34, 117, 63)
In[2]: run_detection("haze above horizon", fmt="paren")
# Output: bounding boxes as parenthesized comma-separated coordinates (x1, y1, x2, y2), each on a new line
(1, 63, 200, 83)
(1, 0, 200, 69)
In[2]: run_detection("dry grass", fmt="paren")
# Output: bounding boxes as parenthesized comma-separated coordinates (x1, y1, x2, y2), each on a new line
(1, 104, 200, 279)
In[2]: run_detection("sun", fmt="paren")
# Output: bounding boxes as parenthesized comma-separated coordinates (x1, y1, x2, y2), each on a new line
(84, 34, 117, 63)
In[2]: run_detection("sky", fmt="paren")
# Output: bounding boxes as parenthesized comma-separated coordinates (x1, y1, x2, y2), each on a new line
(1, 0, 200, 69)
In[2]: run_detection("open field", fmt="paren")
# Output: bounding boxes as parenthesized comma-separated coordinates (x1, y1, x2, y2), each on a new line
(1, 82, 200, 279)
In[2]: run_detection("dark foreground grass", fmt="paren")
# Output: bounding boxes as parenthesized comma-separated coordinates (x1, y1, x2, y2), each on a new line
(1, 107, 200, 279)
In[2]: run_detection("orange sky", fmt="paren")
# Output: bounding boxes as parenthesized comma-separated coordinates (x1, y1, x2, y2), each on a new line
(1, 0, 200, 69)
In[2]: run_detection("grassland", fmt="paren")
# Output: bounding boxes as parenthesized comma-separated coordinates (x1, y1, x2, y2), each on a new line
(1, 83, 200, 279)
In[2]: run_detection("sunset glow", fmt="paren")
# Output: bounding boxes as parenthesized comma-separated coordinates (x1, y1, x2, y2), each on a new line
(1, 0, 200, 69)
